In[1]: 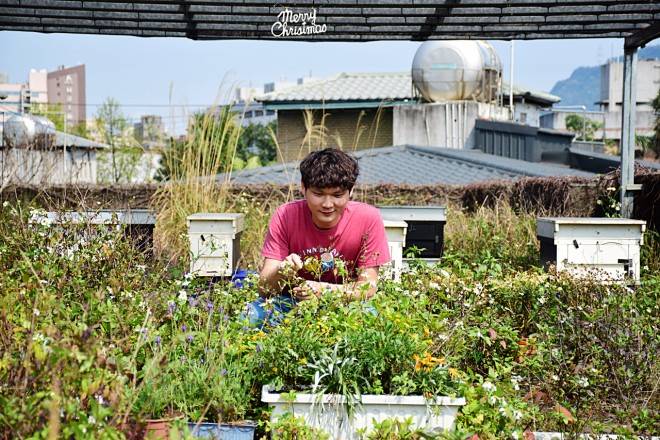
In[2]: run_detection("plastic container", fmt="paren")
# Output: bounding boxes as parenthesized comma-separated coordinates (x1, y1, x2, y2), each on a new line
(187, 421, 256, 439)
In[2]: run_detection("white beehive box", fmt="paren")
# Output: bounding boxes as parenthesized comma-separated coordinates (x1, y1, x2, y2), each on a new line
(378, 206, 447, 261)
(382, 220, 408, 282)
(536, 217, 646, 282)
(32, 209, 156, 254)
(187, 213, 244, 277)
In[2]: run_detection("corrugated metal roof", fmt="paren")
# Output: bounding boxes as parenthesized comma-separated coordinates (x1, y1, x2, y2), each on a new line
(225, 145, 595, 186)
(502, 81, 561, 105)
(0, 1, 657, 45)
(258, 72, 415, 104)
(54, 131, 108, 150)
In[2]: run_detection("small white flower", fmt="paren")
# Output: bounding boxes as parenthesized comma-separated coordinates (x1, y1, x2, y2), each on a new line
(178, 290, 187, 302)
(489, 395, 498, 404)
(552, 374, 559, 381)
(136, 265, 146, 272)
(33, 308, 40, 316)
(482, 381, 496, 391)
(512, 431, 520, 440)
(2, 201, 8, 208)
(538, 295, 546, 304)
(514, 410, 523, 420)
(429, 281, 440, 289)
(88, 415, 97, 424)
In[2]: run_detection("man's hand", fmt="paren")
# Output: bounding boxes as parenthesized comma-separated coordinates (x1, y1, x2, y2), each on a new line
(279, 253, 303, 272)
(293, 280, 322, 301)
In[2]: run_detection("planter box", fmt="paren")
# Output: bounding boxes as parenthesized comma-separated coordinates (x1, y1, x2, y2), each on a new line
(187, 421, 256, 440)
(536, 217, 646, 283)
(262, 386, 465, 440)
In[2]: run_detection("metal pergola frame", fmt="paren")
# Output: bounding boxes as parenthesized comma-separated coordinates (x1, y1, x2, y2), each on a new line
(1, 0, 659, 217)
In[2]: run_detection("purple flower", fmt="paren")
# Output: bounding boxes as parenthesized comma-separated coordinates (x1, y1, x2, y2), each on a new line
(256, 345, 262, 352)
(189, 298, 198, 307)
(181, 325, 187, 332)
(180, 356, 187, 362)
(206, 302, 214, 311)
(218, 306, 224, 313)
(155, 336, 162, 344)
(242, 326, 250, 332)
(186, 335, 193, 343)
(223, 315, 229, 321)
(265, 309, 272, 317)
(258, 362, 264, 368)
(141, 328, 148, 334)
(246, 304, 253, 312)
(220, 369, 228, 375)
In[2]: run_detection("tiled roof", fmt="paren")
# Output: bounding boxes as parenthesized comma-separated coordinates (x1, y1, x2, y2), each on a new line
(258, 72, 561, 108)
(226, 145, 595, 186)
(258, 72, 415, 104)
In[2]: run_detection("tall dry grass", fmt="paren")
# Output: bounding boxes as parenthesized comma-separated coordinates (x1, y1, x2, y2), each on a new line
(151, 93, 242, 266)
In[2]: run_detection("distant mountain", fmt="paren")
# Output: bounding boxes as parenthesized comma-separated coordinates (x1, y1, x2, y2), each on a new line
(549, 44, 660, 111)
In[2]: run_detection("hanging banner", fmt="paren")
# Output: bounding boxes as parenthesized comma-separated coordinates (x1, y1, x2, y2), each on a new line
(271, 7, 327, 37)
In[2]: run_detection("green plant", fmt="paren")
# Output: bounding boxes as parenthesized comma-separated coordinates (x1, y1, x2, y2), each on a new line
(357, 417, 437, 439)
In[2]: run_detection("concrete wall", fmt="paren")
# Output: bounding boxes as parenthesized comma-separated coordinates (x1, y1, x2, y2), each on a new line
(1, 146, 99, 185)
(393, 101, 508, 149)
(600, 59, 659, 111)
(276, 108, 393, 163)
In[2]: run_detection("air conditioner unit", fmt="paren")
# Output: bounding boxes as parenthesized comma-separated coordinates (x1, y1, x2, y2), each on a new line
(187, 213, 244, 277)
(536, 217, 646, 283)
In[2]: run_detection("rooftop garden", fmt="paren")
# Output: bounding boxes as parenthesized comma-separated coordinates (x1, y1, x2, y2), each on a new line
(1, 197, 658, 439)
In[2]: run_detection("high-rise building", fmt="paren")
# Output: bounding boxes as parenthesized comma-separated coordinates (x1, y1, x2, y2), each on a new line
(47, 64, 86, 126)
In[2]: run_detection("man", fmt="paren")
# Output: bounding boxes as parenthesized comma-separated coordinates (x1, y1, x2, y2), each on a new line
(244, 148, 391, 328)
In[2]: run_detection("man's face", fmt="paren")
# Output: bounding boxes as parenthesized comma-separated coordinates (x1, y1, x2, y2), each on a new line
(302, 184, 352, 230)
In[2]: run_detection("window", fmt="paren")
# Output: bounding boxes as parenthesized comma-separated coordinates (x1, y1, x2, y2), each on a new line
(519, 113, 527, 123)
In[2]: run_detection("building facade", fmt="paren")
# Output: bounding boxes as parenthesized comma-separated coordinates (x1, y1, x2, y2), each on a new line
(47, 64, 86, 127)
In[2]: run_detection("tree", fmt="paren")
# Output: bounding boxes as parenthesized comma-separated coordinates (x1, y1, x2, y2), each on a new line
(30, 103, 89, 138)
(565, 114, 603, 142)
(156, 107, 240, 182)
(93, 97, 143, 183)
(650, 88, 660, 159)
(236, 120, 277, 166)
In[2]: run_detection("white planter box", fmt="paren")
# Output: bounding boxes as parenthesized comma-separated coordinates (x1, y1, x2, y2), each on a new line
(262, 386, 465, 440)
(187, 213, 244, 277)
(536, 217, 646, 283)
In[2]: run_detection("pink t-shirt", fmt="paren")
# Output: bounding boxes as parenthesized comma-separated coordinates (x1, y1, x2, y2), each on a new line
(262, 200, 391, 284)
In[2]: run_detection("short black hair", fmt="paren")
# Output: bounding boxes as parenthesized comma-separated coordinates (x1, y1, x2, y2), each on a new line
(299, 148, 359, 191)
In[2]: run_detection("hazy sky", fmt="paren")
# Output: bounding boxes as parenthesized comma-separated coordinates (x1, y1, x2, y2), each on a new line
(1, 30, 626, 134)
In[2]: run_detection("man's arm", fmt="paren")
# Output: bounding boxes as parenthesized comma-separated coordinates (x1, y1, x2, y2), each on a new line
(294, 266, 379, 301)
(258, 254, 304, 298)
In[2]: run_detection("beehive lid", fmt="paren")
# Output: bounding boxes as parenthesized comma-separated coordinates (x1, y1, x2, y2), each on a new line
(537, 217, 646, 240)
(187, 213, 245, 232)
(378, 206, 446, 222)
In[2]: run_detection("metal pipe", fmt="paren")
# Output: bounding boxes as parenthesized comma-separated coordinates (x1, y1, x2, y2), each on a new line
(620, 46, 638, 219)
(509, 40, 515, 120)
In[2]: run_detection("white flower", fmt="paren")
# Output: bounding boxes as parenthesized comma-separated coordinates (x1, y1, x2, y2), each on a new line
(489, 395, 498, 404)
(512, 431, 520, 440)
(88, 415, 97, 424)
(482, 381, 496, 392)
(577, 376, 589, 387)
(514, 410, 523, 420)
(178, 290, 188, 302)
(429, 281, 440, 289)
(552, 374, 559, 381)
(538, 295, 546, 304)
(2, 201, 8, 208)
(33, 308, 40, 316)
(136, 265, 146, 272)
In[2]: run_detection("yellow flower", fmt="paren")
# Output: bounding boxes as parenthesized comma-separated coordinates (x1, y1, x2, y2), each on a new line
(300, 358, 307, 365)
(273, 367, 278, 372)
(448, 368, 459, 379)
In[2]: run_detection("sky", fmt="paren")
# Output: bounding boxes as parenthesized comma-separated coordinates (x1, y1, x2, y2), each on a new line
(1, 30, 627, 135)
